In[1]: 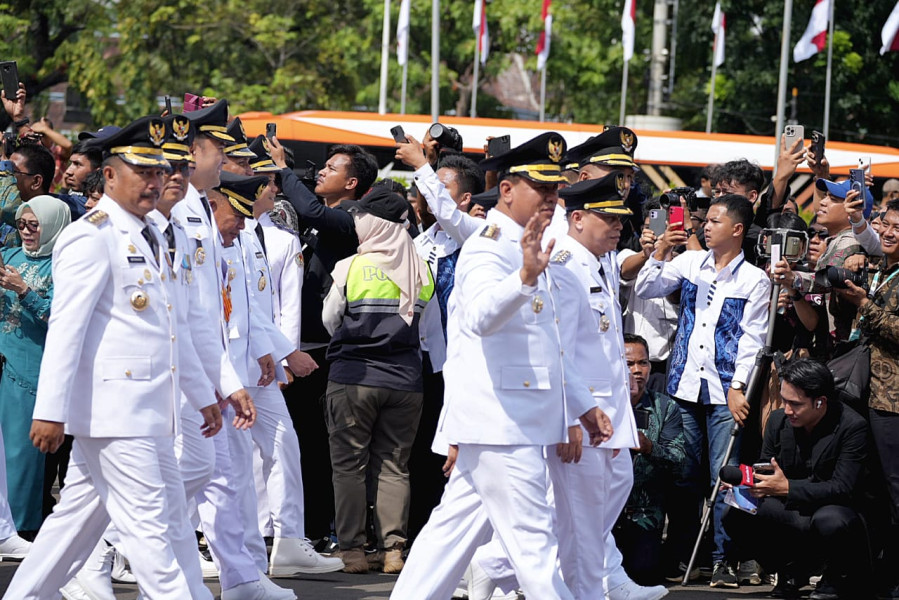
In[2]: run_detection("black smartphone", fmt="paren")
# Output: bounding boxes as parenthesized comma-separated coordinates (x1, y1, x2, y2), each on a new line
(1, 132, 15, 159)
(164, 95, 172, 114)
(849, 168, 866, 196)
(0, 61, 19, 100)
(634, 408, 650, 430)
(390, 125, 407, 144)
(487, 135, 511, 157)
(752, 462, 775, 475)
(266, 122, 277, 140)
(810, 130, 825, 158)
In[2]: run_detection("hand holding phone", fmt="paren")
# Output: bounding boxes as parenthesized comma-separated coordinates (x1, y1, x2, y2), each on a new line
(668, 206, 685, 232)
(391, 125, 407, 144)
(486, 135, 511, 158)
(783, 125, 805, 149)
(810, 130, 825, 158)
(849, 168, 867, 196)
(648, 209, 667, 236)
(858, 156, 872, 176)
(0, 61, 19, 101)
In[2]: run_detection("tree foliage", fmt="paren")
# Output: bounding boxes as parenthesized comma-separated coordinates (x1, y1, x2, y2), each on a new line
(1, 0, 897, 145)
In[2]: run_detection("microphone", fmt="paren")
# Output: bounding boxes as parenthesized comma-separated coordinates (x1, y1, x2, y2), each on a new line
(720, 464, 755, 486)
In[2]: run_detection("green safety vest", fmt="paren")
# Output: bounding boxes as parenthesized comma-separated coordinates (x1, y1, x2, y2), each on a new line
(345, 255, 434, 316)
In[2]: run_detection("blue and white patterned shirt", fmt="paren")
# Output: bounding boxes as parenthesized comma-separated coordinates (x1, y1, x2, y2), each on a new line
(635, 249, 770, 405)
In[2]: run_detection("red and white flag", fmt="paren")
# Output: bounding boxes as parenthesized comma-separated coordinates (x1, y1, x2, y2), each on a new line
(473, 0, 489, 64)
(881, 1, 899, 54)
(397, 0, 411, 66)
(621, 0, 636, 63)
(711, 2, 725, 67)
(536, 0, 552, 70)
(793, 0, 831, 62)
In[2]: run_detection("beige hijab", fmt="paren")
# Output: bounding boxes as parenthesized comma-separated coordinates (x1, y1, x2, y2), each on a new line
(354, 212, 427, 325)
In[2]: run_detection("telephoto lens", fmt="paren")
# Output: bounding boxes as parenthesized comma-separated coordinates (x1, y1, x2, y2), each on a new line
(814, 265, 868, 290)
(428, 123, 464, 152)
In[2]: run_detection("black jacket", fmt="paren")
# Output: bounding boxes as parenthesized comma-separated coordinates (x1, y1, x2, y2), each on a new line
(761, 401, 868, 515)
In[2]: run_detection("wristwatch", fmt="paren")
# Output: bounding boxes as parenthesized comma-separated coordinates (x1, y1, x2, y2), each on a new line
(731, 381, 745, 392)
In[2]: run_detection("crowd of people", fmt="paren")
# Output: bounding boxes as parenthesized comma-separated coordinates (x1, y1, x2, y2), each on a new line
(0, 79, 897, 600)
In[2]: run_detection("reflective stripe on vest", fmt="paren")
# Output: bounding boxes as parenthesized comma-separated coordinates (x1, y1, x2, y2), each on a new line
(345, 255, 434, 315)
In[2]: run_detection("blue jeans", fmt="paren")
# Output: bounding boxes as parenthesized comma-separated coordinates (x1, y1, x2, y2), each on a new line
(675, 379, 740, 563)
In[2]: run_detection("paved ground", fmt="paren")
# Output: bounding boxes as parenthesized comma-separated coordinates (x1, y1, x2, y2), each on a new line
(0, 561, 793, 599)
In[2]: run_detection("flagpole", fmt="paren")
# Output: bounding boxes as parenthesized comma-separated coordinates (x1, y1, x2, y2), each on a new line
(471, 28, 481, 118)
(774, 0, 794, 169)
(401, 62, 408, 114)
(823, 0, 835, 138)
(431, 0, 440, 122)
(705, 39, 719, 133)
(619, 59, 629, 126)
(378, 0, 391, 115)
(539, 66, 547, 122)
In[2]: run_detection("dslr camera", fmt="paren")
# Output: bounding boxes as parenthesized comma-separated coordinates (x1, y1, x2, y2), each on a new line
(756, 228, 809, 263)
(660, 186, 709, 212)
(814, 265, 868, 291)
(428, 123, 464, 152)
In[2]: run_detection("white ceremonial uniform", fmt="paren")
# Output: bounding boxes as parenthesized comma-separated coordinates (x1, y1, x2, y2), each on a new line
(391, 209, 596, 600)
(413, 223, 458, 374)
(240, 222, 310, 545)
(173, 184, 262, 591)
(6, 196, 212, 600)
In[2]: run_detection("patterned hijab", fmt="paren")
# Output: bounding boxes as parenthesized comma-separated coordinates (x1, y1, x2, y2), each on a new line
(16, 195, 71, 258)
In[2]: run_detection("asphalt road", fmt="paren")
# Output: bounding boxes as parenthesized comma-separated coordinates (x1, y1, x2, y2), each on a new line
(0, 561, 789, 599)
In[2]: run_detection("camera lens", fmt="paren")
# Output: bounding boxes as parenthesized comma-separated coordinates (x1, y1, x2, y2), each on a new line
(429, 123, 444, 139)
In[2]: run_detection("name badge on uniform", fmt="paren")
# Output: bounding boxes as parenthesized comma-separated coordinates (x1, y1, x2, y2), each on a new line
(255, 252, 264, 259)
(128, 256, 146, 264)
(187, 216, 202, 223)
(589, 286, 603, 294)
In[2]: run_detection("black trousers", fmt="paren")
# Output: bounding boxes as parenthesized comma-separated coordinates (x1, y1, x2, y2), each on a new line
(283, 346, 334, 540)
(869, 408, 899, 584)
(723, 498, 870, 582)
(615, 520, 664, 585)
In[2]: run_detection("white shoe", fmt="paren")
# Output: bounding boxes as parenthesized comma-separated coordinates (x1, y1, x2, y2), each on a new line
(269, 537, 345, 576)
(221, 579, 285, 600)
(73, 541, 116, 600)
(60, 580, 92, 600)
(110, 547, 137, 583)
(257, 571, 297, 600)
(0, 534, 31, 560)
(453, 577, 470, 599)
(199, 551, 219, 579)
(466, 560, 497, 600)
(606, 579, 669, 600)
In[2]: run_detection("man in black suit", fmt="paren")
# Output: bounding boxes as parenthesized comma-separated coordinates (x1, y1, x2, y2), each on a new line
(723, 358, 871, 600)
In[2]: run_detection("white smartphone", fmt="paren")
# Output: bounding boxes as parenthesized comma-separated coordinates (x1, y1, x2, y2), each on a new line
(783, 125, 805, 148)
(858, 156, 872, 176)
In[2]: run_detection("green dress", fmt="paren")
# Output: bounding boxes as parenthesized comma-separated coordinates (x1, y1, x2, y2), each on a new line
(0, 246, 53, 532)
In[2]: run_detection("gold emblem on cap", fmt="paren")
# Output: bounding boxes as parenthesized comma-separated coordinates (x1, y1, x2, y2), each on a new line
(532, 295, 544, 314)
(261, 136, 272, 154)
(131, 290, 150, 311)
(615, 173, 627, 198)
(172, 117, 190, 142)
(256, 183, 266, 199)
(258, 274, 267, 291)
(149, 121, 165, 147)
(238, 120, 247, 140)
(195, 247, 206, 265)
(548, 139, 564, 163)
(620, 130, 635, 153)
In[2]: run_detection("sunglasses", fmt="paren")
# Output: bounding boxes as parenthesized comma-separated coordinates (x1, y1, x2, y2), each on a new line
(15, 219, 39, 232)
(810, 230, 829, 241)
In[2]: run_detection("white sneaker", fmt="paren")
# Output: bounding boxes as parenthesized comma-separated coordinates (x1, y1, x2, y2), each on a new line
(453, 577, 470, 599)
(269, 537, 345, 576)
(466, 560, 497, 600)
(74, 541, 116, 600)
(0, 534, 31, 560)
(60, 580, 92, 600)
(257, 571, 297, 600)
(110, 547, 136, 583)
(199, 551, 219, 579)
(606, 579, 669, 600)
(221, 579, 282, 600)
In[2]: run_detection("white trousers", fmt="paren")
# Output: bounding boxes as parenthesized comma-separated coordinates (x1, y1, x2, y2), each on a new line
(0, 424, 17, 541)
(248, 385, 305, 539)
(223, 408, 268, 571)
(602, 449, 635, 592)
(390, 444, 573, 600)
(4, 437, 211, 600)
(195, 405, 261, 590)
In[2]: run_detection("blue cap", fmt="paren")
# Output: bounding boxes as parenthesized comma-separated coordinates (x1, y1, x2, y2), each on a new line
(815, 178, 874, 218)
(77, 125, 122, 142)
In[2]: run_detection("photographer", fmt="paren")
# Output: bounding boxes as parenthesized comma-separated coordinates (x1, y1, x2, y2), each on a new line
(773, 178, 868, 345)
(722, 358, 871, 600)
(839, 198, 899, 600)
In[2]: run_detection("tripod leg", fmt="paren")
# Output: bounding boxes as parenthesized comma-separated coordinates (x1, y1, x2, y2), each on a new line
(681, 423, 740, 586)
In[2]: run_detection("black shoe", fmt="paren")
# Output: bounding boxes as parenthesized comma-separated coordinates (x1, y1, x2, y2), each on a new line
(770, 576, 802, 599)
(710, 561, 739, 589)
(809, 578, 840, 600)
(665, 561, 701, 583)
(878, 582, 899, 600)
(739, 560, 764, 585)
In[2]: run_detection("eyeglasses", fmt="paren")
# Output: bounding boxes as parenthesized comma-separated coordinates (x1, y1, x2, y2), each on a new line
(810, 230, 829, 240)
(13, 169, 37, 177)
(168, 162, 190, 175)
(15, 219, 39, 232)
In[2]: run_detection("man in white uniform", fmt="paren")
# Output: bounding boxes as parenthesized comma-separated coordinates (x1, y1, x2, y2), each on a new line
(6, 116, 220, 599)
(390, 133, 613, 600)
